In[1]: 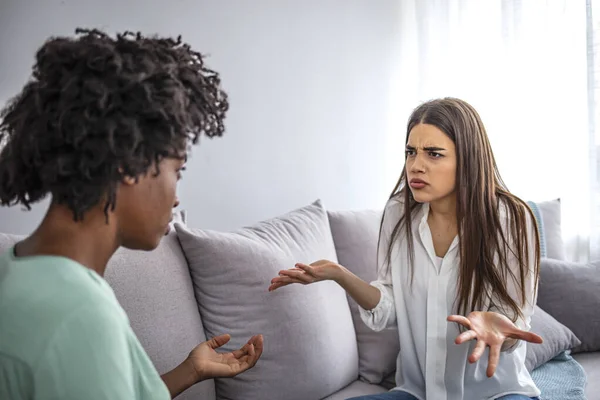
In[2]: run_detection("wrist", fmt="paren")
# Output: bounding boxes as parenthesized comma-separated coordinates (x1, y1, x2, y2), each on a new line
(161, 358, 201, 398)
(332, 264, 349, 284)
(181, 357, 203, 384)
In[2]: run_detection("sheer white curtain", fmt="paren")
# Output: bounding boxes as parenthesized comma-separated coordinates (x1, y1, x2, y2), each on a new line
(588, 0, 600, 260)
(384, 0, 596, 262)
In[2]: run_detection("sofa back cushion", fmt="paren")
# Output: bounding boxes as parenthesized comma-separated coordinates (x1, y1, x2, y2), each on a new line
(105, 230, 215, 400)
(537, 258, 600, 353)
(327, 209, 400, 384)
(175, 200, 359, 400)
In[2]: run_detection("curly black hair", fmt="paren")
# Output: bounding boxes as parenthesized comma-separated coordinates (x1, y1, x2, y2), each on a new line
(0, 28, 228, 221)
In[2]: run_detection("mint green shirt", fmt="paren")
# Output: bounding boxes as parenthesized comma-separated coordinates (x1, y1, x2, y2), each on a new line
(0, 248, 171, 400)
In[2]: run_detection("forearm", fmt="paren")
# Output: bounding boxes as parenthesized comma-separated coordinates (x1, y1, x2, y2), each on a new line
(161, 358, 199, 399)
(334, 265, 382, 310)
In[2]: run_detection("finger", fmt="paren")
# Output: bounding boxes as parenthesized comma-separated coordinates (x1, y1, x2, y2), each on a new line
(508, 330, 543, 344)
(487, 344, 501, 377)
(231, 343, 249, 359)
(277, 268, 302, 276)
(269, 276, 305, 290)
(469, 339, 487, 363)
(206, 334, 231, 349)
(295, 263, 318, 277)
(247, 334, 262, 345)
(252, 334, 264, 358)
(247, 343, 261, 367)
(268, 282, 297, 292)
(276, 269, 314, 283)
(268, 283, 286, 292)
(270, 275, 304, 285)
(268, 279, 305, 292)
(455, 330, 477, 345)
(447, 315, 472, 329)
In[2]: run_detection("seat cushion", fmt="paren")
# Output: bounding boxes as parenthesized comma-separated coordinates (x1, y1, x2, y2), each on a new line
(322, 380, 388, 399)
(572, 352, 600, 400)
(176, 200, 359, 400)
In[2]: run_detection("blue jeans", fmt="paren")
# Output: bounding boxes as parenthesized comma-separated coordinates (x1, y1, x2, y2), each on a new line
(346, 391, 540, 400)
(346, 391, 418, 400)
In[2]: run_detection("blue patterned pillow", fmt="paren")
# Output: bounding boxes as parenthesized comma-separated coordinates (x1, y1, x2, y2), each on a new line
(527, 200, 547, 258)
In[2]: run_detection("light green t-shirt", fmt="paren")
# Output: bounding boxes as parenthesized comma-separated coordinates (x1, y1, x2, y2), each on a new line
(0, 248, 171, 400)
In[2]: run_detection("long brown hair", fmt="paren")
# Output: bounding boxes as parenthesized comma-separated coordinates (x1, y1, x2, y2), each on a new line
(381, 98, 540, 321)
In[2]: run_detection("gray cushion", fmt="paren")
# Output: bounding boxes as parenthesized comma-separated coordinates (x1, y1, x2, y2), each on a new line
(327, 209, 400, 384)
(525, 306, 581, 371)
(105, 230, 215, 400)
(537, 258, 600, 353)
(536, 199, 566, 260)
(176, 200, 359, 400)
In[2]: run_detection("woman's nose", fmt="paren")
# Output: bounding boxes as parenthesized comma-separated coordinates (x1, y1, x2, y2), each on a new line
(410, 153, 426, 173)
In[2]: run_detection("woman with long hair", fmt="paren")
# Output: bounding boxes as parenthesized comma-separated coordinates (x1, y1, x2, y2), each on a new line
(270, 98, 543, 400)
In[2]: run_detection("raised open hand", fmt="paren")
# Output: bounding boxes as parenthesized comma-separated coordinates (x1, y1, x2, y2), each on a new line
(448, 311, 543, 377)
(187, 334, 264, 380)
(268, 259, 341, 292)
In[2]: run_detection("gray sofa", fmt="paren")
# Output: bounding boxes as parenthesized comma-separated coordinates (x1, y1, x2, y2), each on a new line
(0, 200, 598, 399)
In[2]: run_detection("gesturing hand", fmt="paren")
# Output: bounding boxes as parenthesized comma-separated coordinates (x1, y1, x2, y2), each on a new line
(448, 312, 543, 377)
(268, 260, 342, 292)
(187, 334, 264, 381)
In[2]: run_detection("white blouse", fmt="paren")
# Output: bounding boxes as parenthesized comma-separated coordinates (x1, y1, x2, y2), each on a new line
(360, 198, 540, 400)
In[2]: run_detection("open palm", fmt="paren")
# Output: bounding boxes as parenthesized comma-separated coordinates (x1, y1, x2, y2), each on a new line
(448, 311, 543, 377)
(268, 260, 341, 291)
(188, 334, 264, 380)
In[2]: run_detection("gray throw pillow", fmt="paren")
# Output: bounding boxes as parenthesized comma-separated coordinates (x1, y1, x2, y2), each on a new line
(175, 200, 359, 400)
(525, 306, 581, 371)
(537, 258, 600, 353)
(327, 209, 400, 384)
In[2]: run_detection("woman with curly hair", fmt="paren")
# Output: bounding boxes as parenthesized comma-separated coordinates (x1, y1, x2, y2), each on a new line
(0, 28, 263, 400)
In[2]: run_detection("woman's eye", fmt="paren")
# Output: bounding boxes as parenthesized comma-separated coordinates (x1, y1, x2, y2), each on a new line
(429, 152, 442, 158)
(405, 150, 416, 157)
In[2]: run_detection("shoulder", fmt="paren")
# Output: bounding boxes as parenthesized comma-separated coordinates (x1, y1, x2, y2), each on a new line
(0, 255, 128, 366)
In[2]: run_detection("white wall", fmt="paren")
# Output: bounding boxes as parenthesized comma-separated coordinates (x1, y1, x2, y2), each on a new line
(0, 0, 405, 234)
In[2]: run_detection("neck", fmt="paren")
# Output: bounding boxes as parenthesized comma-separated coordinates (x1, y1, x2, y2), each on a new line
(428, 193, 457, 223)
(15, 203, 120, 276)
